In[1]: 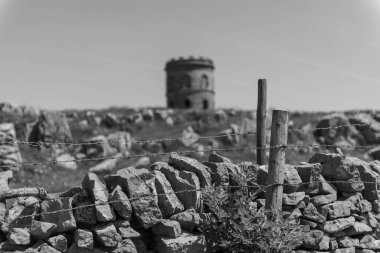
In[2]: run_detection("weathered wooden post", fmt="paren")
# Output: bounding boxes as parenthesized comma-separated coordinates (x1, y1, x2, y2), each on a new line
(265, 110, 289, 219)
(256, 79, 267, 165)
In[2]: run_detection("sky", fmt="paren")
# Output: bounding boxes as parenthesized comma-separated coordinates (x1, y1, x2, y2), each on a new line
(0, 0, 379, 111)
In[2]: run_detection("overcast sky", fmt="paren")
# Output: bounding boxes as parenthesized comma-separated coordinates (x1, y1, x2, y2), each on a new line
(0, 0, 379, 111)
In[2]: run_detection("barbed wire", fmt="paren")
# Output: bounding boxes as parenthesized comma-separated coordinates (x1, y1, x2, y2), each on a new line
(1, 141, 379, 169)
(11, 178, 374, 220)
(1, 121, 379, 149)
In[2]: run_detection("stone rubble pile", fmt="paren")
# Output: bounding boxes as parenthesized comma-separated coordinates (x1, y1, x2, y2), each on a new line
(0, 123, 22, 172)
(257, 153, 380, 253)
(0, 152, 246, 253)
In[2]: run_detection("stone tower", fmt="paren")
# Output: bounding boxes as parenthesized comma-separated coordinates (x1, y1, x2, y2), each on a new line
(165, 57, 215, 110)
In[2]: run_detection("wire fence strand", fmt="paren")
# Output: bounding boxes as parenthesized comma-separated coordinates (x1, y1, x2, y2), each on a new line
(1, 121, 379, 148)
(11, 179, 375, 220)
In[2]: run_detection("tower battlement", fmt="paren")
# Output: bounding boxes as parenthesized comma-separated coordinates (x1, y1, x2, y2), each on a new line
(165, 56, 215, 110)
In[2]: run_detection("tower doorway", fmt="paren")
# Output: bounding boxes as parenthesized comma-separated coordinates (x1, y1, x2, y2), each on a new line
(203, 100, 209, 110)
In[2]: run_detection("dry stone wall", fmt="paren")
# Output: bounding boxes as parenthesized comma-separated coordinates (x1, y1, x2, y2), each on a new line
(257, 153, 380, 253)
(2, 150, 380, 252)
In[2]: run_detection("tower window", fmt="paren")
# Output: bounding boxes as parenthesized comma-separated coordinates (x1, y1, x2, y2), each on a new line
(185, 99, 191, 108)
(202, 75, 209, 89)
(181, 75, 191, 89)
(203, 100, 209, 110)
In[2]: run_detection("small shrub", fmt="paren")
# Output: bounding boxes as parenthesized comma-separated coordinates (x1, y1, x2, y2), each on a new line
(200, 182, 306, 253)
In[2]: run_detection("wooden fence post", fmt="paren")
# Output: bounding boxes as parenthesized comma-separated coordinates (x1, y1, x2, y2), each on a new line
(256, 79, 267, 165)
(265, 110, 289, 219)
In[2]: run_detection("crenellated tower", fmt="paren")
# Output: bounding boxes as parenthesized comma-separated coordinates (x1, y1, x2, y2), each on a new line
(165, 57, 215, 110)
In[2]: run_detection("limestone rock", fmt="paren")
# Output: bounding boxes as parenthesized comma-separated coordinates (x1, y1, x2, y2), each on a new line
(72, 191, 97, 226)
(118, 227, 140, 239)
(47, 234, 68, 252)
(319, 216, 355, 234)
(301, 230, 330, 250)
(337, 236, 359, 248)
(105, 167, 162, 229)
(0, 123, 22, 171)
(30, 220, 57, 240)
(7, 227, 30, 245)
(93, 224, 121, 247)
(75, 229, 94, 249)
(170, 209, 200, 232)
(319, 201, 351, 220)
(202, 162, 229, 187)
(257, 164, 302, 193)
(311, 193, 337, 207)
(155, 232, 207, 253)
(112, 239, 138, 253)
(295, 163, 321, 195)
(109, 185, 132, 220)
(2, 196, 40, 233)
(208, 152, 231, 163)
(359, 234, 380, 250)
(283, 192, 306, 206)
(302, 203, 326, 224)
(152, 162, 201, 211)
(333, 222, 372, 237)
(28, 111, 72, 146)
(40, 197, 76, 233)
(152, 220, 181, 238)
(153, 170, 184, 217)
(82, 172, 115, 222)
(89, 153, 122, 173)
(168, 153, 211, 188)
(309, 153, 364, 193)
(56, 153, 77, 170)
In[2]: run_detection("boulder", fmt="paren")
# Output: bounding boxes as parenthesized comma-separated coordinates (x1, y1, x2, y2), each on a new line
(105, 167, 162, 229)
(208, 152, 232, 163)
(56, 153, 77, 170)
(109, 185, 132, 220)
(82, 172, 115, 222)
(72, 191, 97, 226)
(349, 113, 380, 144)
(170, 209, 200, 233)
(28, 111, 72, 145)
(2, 196, 39, 233)
(337, 236, 359, 248)
(180, 126, 199, 147)
(7, 227, 30, 245)
(359, 234, 380, 250)
(313, 113, 361, 145)
(333, 222, 372, 237)
(0, 123, 22, 171)
(318, 216, 355, 234)
(30, 220, 57, 240)
(152, 220, 182, 238)
(102, 113, 119, 128)
(311, 193, 338, 207)
(309, 153, 365, 193)
(301, 230, 330, 250)
(74, 229, 93, 249)
(93, 224, 121, 247)
(118, 226, 140, 239)
(107, 131, 132, 155)
(319, 201, 351, 220)
(283, 192, 306, 206)
(153, 170, 184, 217)
(155, 233, 207, 253)
(302, 203, 326, 224)
(112, 239, 138, 253)
(46, 234, 68, 252)
(168, 153, 211, 188)
(152, 162, 201, 211)
(40, 197, 76, 233)
(89, 153, 122, 173)
(202, 162, 229, 187)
